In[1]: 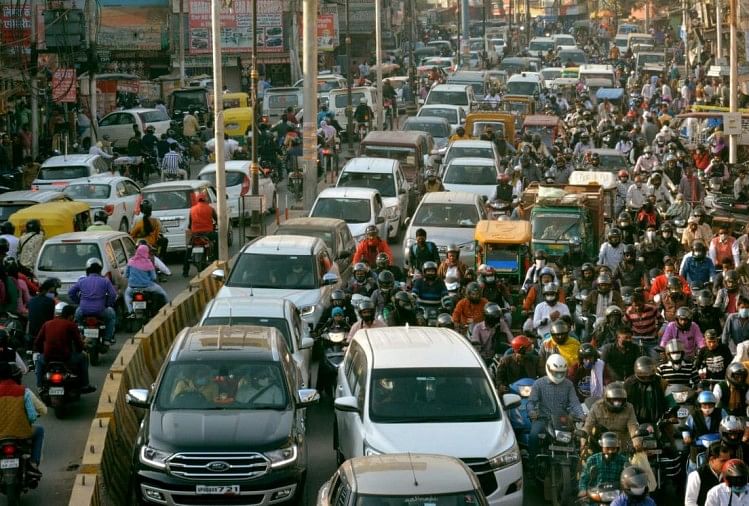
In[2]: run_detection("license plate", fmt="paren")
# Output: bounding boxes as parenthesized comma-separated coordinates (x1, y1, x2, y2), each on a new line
(549, 445, 573, 452)
(192, 246, 204, 253)
(162, 220, 179, 228)
(0, 459, 19, 469)
(196, 485, 240, 495)
(133, 301, 147, 309)
(49, 387, 64, 396)
(83, 328, 99, 338)
(677, 407, 689, 418)
(647, 449, 663, 455)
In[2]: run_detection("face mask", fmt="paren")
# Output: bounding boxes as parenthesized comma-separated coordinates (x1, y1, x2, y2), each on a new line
(635, 183, 642, 189)
(701, 405, 715, 416)
(670, 353, 683, 362)
(732, 486, 747, 495)
(646, 231, 656, 240)
(545, 295, 557, 304)
(485, 276, 495, 283)
(535, 259, 545, 268)
(740, 308, 749, 318)
(46, 292, 56, 299)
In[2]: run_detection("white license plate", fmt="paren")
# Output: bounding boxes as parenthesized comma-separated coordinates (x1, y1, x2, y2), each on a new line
(133, 301, 147, 309)
(548, 445, 573, 452)
(49, 387, 64, 396)
(192, 246, 204, 253)
(0, 459, 19, 469)
(647, 449, 663, 455)
(162, 220, 179, 228)
(83, 328, 99, 338)
(196, 485, 240, 495)
(677, 407, 689, 418)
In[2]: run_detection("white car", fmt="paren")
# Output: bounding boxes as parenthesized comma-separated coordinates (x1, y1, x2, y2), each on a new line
(197, 161, 277, 220)
(491, 38, 506, 57)
(424, 84, 475, 115)
(441, 140, 501, 172)
(417, 104, 466, 134)
(32, 154, 109, 192)
(442, 157, 499, 201)
(310, 187, 388, 243)
(334, 326, 523, 505)
(63, 175, 141, 232)
(80, 108, 171, 151)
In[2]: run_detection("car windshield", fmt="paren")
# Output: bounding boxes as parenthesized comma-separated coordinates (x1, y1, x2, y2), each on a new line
(529, 41, 554, 52)
(355, 493, 482, 505)
(38, 243, 102, 272)
(369, 367, 499, 423)
(506, 81, 538, 96)
(404, 121, 450, 139)
(412, 203, 478, 227)
(638, 53, 664, 64)
(64, 184, 111, 199)
(533, 214, 581, 241)
(419, 108, 458, 124)
(485, 245, 520, 272)
(444, 147, 494, 165)
(0, 204, 27, 222)
(268, 93, 300, 109)
(200, 317, 292, 351)
(597, 154, 627, 171)
(199, 171, 245, 187)
(172, 91, 206, 112)
(138, 110, 170, 123)
(444, 164, 496, 185)
(425, 91, 468, 106)
(144, 190, 192, 210)
(156, 361, 288, 410)
(541, 69, 561, 80)
(318, 80, 341, 93)
(335, 92, 366, 108)
(38, 166, 89, 180)
(227, 253, 318, 290)
(312, 197, 372, 224)
(470, 121, 505, 138)
(337, 172, 395, 197)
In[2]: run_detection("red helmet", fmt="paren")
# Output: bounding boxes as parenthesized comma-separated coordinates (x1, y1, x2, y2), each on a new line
(618, 169, 629, 179)
(511, 335, 533, 353)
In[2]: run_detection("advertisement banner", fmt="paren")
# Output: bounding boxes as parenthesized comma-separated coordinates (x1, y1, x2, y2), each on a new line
(1, 3, 43, 54)
(99, 7, 169, 50)
(188, 0, 283, 54)
(51, 68, 77, 103)
(317, 14, 338, 52)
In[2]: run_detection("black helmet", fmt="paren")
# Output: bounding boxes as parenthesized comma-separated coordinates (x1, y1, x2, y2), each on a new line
(436, 313, 454, 329)
(696, 289, 713, 307)
(692, 241, 706, 258)
(721, 416, 745, 446)
(724, 270, 739, 291)
(550, 320, 569, 344)
(140, 199, 153, 214)
(25, 219, 41, 234)
(578, 343, 599, 362)
(466, 281, 482, 302)
(726, 362, 749, 387)
(667, 276, 682, 294)
(483, 303, 502, 326)
(375, 252, 390, 270)
(623, 244, 637, 257)
(620, 466, 649, 499)
(581, 263, 595, 276)
(604, 382, 627, 413)
(358, 299, 375, 322)
(377, 270, 395, 291)
(440, 295, 456, 313)
(394, 290, 414, 312)
(94, 210, 109, 224)
(0, 221, 14, 235)
(723, 459, 749, 488)
(365, 224, 378, 237)
(634, 356, 656, 383)
(608, 228, 621, 241)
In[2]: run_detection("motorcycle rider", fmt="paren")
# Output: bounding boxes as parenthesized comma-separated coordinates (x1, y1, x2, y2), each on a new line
(346, 262, 377, 297)
(624, 290, 659, 355)
(388, 291, 418, 326)
(452, 281, 488, 331)
(27, 278, 59, 348)
(655, 222, 682, 259)
(578, 432, 631, 501)
(124, 244, 168, 316)
(684, 390, 727, 450)
(657, 339, 698, 386)
(584, 381, 639, 449)
(353, 225, 392, 267)
(685, 442, 732, 506)
(67, 258, 118, 345)
(353, 96, 373, 133)
(614, 244, 647, 291)
(87, 210, 113, 231)
(591, 305, 625, 348)
(613, 466, 656, 506)
(569, 343, 614, 402)
(624, 356, 668, 425)
(599, 228, 626, 271)
(681, 241, 715, 288)
(649, 260, 690, 301)
(534, 283, 571, 338)
(182, 193, 217, 277)
(526, 354, 585, 470)
(407, 228, 440, 275)
(634, 146, 658, 175)
(411, 261, 447, 303)
(709, 224, 741, 268)
(719, 416, 747, 460)
(130, 200, 166, 258)
(715, 270, 749, 315)
(346, 299, 385, 341)
(33, 302, 96, 393)
(616, 170, 631, 216)
(617, 212, 638, 245)
(470, 303, 513, 364)
(522, 250, 556, 292)
(583, 273, 624, 323)
(723, 296, 749, 354)
(660, 306, 704, 359)
(494, 173, 514, 205)
(370, 270, 399, 315)
(705, 459, 749, 506)
(17, 219, 44, 275)
(682, 215, 713, 250)
(538, 319, 580, 371)
(495, 335, 540, 393)
(422, 169, 445, 193)
(316, 289, 357, 331)
(713, 363, 749, 417)
(695, 329, 732, 382)
(373, 252, 405, 283)
(437, 244, 468, 281)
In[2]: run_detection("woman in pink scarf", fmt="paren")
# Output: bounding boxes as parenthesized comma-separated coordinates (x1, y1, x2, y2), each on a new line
(124, 244, 168, 316)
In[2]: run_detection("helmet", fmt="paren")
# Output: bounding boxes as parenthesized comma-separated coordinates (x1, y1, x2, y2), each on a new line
(605, 305, 623, 318)
(436, 313, 454, 328)
(359, 96, 367, 104)
(25, 219, 41, 234)
(466, 281, 482, 302)
(483, 303, 502, 326)
(661, 222, 673, 233)
(704, 328, 719, 341)
(618, 212, 631, 226)
(54, 302, 68, 317)
(726, 362, 748, 387)
(394, 291, 414, 312)
(94, 210, 109, 224)
(446, 243, 460, 255)
(86, 257, 103, 269)
(365, 225, 378, 237)
(357, 299, 375, 322)
(578, 343, 599, 361)
(542, 282, 559, 295)
(675, 306, 692, 326)
(623, 244, 637, 257)
(725, 270, 739, 290)
(724, 459, 749, 489)
(140, 199, 152, 214)
(426, 169, 437, 179)
(665, 339, 684, 361)
(377, 270, 394, 291)
(596, 273, 612, 292)
(721, 416, 745, 446)
(634, 356, 656, 383)
(667, 276, 683, 294)
(511, 335, 533, 354)
(581, 263, 595, 276)
(539, 267, 555, 283)
(604, 382, 627, 412)
(599, 431, 621, 450)
(696, 289, 713, 307)
(422, 261, 438, 279)
(545, 354, 568, 384)
(375, 252, 390, 270)
(697, 390, 717, 405)
(550, 320, 569, 345)
(620, 466, 649, 499)
(607, 228, 621, 241)
(331, 289, 346, 306)
(440, 295, 456, 313)
(692, 241, 707, 258)
(354, 262, 369, 281)
(0, 222, 14, 235)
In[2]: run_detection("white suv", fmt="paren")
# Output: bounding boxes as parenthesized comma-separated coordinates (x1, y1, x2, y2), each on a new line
(334, 326, 523, 505)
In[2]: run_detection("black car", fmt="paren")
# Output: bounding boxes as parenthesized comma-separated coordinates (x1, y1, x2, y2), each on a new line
(127, 325, 319, 505)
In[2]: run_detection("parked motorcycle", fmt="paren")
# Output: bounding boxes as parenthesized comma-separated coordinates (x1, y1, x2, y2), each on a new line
(0, 438, 40, 505)
(40, 362, 82, 419)
(79, 316, 108, 367)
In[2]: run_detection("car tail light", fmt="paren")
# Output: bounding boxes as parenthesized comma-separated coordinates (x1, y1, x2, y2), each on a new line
(49, 373, 64, 384)
(134, 195, 143, 215)
(133, 292, 145, 302)
(321, 148, 331, 155)
(240, 175, 250, 196)
(2, 444, 16, 457)
(104, 204, 115, 215)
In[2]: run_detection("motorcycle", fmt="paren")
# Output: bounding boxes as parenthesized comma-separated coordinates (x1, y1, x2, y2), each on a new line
(130, 289, 165, 331)
(537, 416, 581, 506)
(259, 158, 281, 184)
(486, 199, 513, 219)
(288, 168, 304, 201)
(189, 234, 213, 273)
(3, 314, 31, 369)
(687, 432, 720, 473)
(40, 362, 81, 419)
(583, 483, 620, 505)
(0, 438, 40, 505)
(356, 121, 369, 141)
(383, 99, 395, 130)
(507, 378, 534, 456)
(79, 316, 108, 367)
(416, 299, 441, 327)
(634, 406, 684, 497)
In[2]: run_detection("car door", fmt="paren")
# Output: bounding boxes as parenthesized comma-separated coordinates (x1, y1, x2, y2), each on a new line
(290, 307, 312, 386)
(120, 179, 142, 228)
(336, 224, 354, 281)
(109, 238, 129, 276)
(336, 342, 367, 459)
(395, 167, 408, 224)
(111, 113, 136, 149)
(121, 235, 136, 259)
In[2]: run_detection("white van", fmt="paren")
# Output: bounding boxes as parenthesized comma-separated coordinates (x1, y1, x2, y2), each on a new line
(334, 326, 523, 505)
(627, 32, 655, 52)
(505, 72, 543, 97)
(579, 64, 616, 86)
(328, 86, 380, 131)
(335, 157, 411, 240)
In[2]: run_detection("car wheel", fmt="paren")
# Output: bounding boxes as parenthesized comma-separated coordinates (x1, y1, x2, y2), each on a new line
(119, 218, 129, 233)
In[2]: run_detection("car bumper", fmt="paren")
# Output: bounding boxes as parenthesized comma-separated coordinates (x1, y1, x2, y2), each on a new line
(164, 232, 187, 252)
(485, 462, 523, 506)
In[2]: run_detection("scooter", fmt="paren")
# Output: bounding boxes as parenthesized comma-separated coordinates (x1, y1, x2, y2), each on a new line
(0, 438, 40, 504)
(79, 316, 108, 367)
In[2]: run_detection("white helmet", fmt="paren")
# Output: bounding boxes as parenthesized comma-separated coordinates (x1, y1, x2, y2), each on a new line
(54, 302, 68, 316)
(86, 257, 102, 269)
(546, 354, 568, 384)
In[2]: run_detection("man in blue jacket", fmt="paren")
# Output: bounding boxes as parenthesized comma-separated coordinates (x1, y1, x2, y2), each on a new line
(68, 258, 118, 344)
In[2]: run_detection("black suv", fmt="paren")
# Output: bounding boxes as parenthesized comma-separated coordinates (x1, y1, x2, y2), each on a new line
(127, 325, 319, 505)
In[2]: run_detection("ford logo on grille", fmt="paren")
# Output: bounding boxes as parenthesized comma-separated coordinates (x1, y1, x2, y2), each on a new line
(207, 461, 230, 472)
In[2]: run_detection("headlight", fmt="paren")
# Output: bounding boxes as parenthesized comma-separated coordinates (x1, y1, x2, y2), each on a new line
(139, 445, 171, 469)
(518, 385, 532, 397)
(363, 442, 383, 456)
(489, 445, 520, 469)
(382, 206, 399, 220)
(265, 444, 298, 468)
(672, 391, 689, 404)
(554, 430, 572, 443)
(328, 332, 346, 343)
(300, 305, 316, 316)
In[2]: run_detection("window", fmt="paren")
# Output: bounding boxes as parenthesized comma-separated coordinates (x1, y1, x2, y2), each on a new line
(38, 243, 102, 271)
(337, 172, 395, 197)
(104, 242, 118, 268)
(38, 166, 90, 180)
(110, 239, 127, 266)
(344, 342, 363, 389)
(226, 253, 319, 289)
(200, 171, 246, 187)
(201, 316, 293, 351)
(352, 352, 367, 411)
(118, 114, 136, 125)
(444, 163, 497, 185)
(403, 120, 450, 138)
(64, 184, 111, 199)
(144, 190, 191, 210)
(123, 181, 141, 195)
(311, 198, 372, 224)
(122, 237, 136, 258)
(138, 110, 170, 123)
(115, 182, 127, 198)
(268, 94, 300, 109)
(425, 91, 468, 106)
(412, 203, 479, 228)
(276, 227, 335, 252)
(99, 114, 121, 127)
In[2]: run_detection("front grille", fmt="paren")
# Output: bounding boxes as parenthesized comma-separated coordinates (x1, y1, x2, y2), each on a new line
(461, 458, 499, 496)
(168, 453, 269, 480)
(171, 494, 264, 505)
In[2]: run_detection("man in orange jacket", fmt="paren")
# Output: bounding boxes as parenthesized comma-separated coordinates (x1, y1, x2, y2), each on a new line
(353, 225, 392, 266)
(183, 193, 218, 277)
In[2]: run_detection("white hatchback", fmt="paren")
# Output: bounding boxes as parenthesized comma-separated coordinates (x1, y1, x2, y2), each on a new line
(309, 187, 387, 243)
(32, 154, 109, 192)
(442, 157, 499, 201)
(197, 161, 277, 220)
(63, 175, 141, 232)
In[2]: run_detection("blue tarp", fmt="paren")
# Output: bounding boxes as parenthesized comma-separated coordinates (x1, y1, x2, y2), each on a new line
(595, 88, 624, 101)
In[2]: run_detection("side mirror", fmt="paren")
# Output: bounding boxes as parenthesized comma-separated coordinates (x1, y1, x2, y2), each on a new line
(404, 216, 411, 225)
(300, 337, 314, 350)
(298, 388, 320, 407)
(336, 250, 351, 260)
(322, 273, 339, 286)
(126, 388, 150, 409)
(376, 216, 385, 224)
(211, 269, 225, 280)
(502, 393, 521, 411)
(334, 395, 360, 413)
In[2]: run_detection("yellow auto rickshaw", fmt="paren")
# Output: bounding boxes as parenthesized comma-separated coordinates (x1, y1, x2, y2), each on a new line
(464, 111, 516, 143)
(474, 219, 532, 288)
(9, 201, 92, 239)
(224, 106, 254, 143)
(500, 96, 536, 131)
(222, 92, 250, 110)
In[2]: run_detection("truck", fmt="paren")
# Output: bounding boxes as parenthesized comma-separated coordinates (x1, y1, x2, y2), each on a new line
(518, 182, 606, 262)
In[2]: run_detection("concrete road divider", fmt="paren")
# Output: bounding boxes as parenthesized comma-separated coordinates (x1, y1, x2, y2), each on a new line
(68, 262, 227, 506)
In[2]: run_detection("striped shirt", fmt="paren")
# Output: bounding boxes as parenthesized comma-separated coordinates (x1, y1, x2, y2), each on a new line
(161, 151, 183, 174)
(657, 359, 698, 386)
(624, 304, 659, 337)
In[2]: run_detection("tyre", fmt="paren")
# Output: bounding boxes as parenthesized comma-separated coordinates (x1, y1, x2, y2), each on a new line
(89, 347, 100, 367)
(53, 404, 66, 419)
(551, 464, 572, 506)
(119, 218, 129, 233)
(4, 481, 21, 506)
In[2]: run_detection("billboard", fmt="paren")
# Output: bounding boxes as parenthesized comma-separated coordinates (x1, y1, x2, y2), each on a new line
(51, 68, 77, 103)
(99, 7, 169, 50)
(188, 0, 283, 54)
(317, 14, 338, 52)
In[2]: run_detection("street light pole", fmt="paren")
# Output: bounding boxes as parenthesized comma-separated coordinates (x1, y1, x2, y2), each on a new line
(302, 0, 318, 209)
(345, 0, 353, 153)
(211, 0, 229, 260)
(729, 0, 737, 163)
(375, 0, 383, 130)
(716, 0, 722, 61)
(250, 0, 261, 233)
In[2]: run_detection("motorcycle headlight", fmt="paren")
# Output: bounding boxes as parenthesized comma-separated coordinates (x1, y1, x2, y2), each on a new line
(363, 442, 383, 456)
(672, 391, 689, 404)
(554, 430, 572, 444)
(382, 206, 399, 220)
(328, 332, 346, 343)
(300, 305, 316, 316)
(264, 444, 298, 468)
(489, 445, 520, 469)
(518, 385, 532, 397)
(601, 490, 620, 502)
(139, 445, 171, 469)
